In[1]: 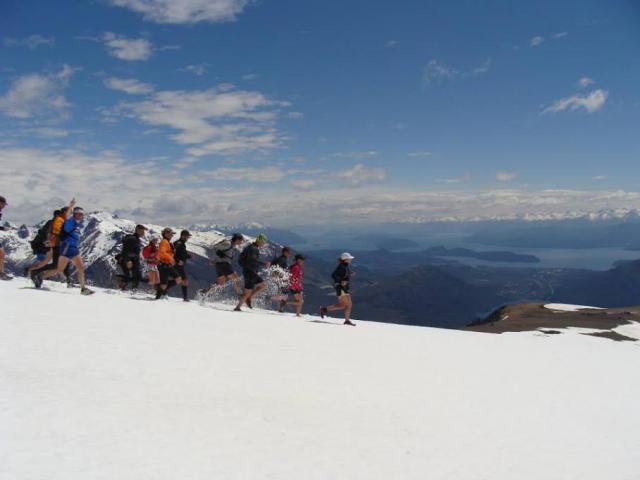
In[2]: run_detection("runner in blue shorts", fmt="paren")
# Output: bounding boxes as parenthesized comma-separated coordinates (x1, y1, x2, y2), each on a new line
(38, 205, 94, 295)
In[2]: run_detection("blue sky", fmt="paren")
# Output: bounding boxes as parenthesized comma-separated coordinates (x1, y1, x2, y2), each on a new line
(1, 0, 639, 225)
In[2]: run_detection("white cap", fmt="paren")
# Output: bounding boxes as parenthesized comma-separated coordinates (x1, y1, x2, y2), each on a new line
(340, 252, 355, 261)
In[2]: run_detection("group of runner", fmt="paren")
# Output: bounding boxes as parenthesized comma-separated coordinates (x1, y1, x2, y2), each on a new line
(0, 196, 356, 325)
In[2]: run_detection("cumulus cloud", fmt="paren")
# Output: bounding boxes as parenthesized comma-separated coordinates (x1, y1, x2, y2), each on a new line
(109, 0, 249, 24)
(496, 171, 518, 182)
(5, 145, 640, 226)
(199, 166, 287, 182)
(542, 89, 608, 114)
(116, 84, 288, 156)
(0, 65, 75, 119)
(104, 77, 154, 95)
(184, 63, 208, 76)
(530, 36, 544, 47)
(422, 60, 458, 85)
(334, 164, 387, 186)
(3, 34, 55, 49)
(473, 57, 492, 75)
(102, 32, 153, 61)
(578, 77, 595, 88)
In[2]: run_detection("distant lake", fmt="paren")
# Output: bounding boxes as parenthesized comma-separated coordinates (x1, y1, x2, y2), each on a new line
(452, 243, 640, 270)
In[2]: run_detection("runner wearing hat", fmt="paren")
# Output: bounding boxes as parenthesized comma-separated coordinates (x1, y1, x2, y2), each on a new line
(320, 252, 356, 326)
(234, 233, 270, 311)
(155, 227, 182, 299)
(37, 205, 94, 295)
(0, 195, 10, 280)
(173, 229, 192, 301)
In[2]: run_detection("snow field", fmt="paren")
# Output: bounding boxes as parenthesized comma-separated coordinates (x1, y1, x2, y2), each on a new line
(2, 278, 640, 480)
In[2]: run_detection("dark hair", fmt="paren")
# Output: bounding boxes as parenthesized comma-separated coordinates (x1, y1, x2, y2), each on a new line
(60, 206, 69, 214)
(282, 246, 292, 254)
(295, 254, 305, 261)
(53, 209, 61, 217)
(231, 233, 244, 242)
(0, 195, 6, 204)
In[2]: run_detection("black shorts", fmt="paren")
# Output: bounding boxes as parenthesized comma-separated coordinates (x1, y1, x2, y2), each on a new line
(290, 289, 303, 295)
(175, 264, 187, 280)
(159, 264, 179, 284)
(243, 269, 264, 290)
(216, 262, 234, 278)
(335, 284, 350, 297)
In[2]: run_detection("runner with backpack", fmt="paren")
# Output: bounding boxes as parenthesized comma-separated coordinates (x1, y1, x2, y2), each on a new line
(234, 233, 270, 311)
(36, 205, 94, 295)
(116, 224, 147, 291)
(25, 210, 59, 276)
(320, 252, 356, 326)
(31, 204, 73, 286)
(199, 233, 244, 301)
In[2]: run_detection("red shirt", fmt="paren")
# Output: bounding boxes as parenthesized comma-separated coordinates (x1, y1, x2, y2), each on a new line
(290, 264, 303, 291)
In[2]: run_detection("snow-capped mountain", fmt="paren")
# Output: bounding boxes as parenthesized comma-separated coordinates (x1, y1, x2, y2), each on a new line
(403, 208, 640, 224)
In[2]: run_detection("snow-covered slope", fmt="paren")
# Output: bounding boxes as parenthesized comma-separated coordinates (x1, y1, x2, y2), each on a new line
(2, 278, 639, 480)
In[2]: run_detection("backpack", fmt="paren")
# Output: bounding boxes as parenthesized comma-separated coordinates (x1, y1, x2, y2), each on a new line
(30, 220, 52, 254)
(238, 245, 251, 268)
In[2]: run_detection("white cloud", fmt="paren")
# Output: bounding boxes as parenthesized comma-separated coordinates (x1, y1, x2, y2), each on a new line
(117, 84, 288, 156)
(334, 164, 387, 186)
(287, 111, 304, 120)
(422, 60, 458, 85)
(543, 89, 608, 114)
(473, 57, 492, 75)
(102, 32, 153, 61)
(407, 151, 432, 158)
(109, 0, 249, 24)
(3, 34, 55, 49)
(290, 179, 317, 190)
(184, 63, 208, 76)
(0, 65, 75, 119)
(28, 127, 70, 138)
(496, 171, 518, 182)
(104, 77, 154, 95)
(578, 77, 595, 88)
(6, 145, 640, 226)
(199, 166, 287, 182)
(530, 36, 544, 47)
(241, 73, 259, 81)
(385, 40, 398, 48)
(552, 32, 568, 39)
(333, 151, 378, 159)
(593, 175, 607, 181)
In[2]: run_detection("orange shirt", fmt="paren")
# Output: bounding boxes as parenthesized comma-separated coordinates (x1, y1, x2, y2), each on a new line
(158, 239, 175, 265)
(49, 216, 65, 246)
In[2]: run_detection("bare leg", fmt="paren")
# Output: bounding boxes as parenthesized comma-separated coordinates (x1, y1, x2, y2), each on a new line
(235, 288, 253, 310)
(71, 256, 85, 290)
(41, 255, 70, 280)
(0, 248, 4, 274)
(29, 250, 53, 272)
(287, 292, 304, 316)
